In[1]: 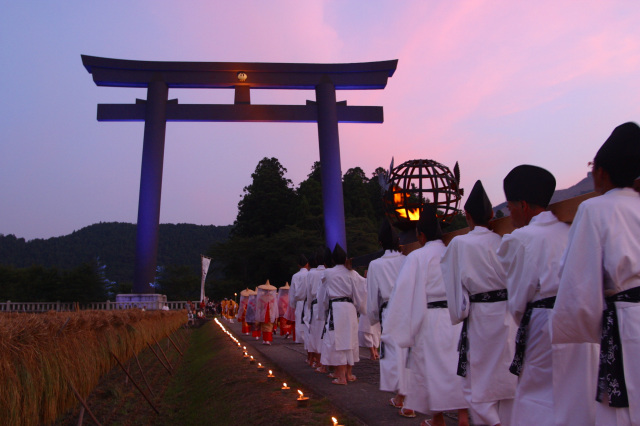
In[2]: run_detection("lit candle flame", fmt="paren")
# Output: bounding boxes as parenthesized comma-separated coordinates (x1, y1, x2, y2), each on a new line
(283, 383, 287, 387)
(332, 417, 338, 425)
(258, 363, 262, 367)
(298, 390, 304, 397)
(269, 370, 273, 375)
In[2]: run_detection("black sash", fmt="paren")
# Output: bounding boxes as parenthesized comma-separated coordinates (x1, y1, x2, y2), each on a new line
(300, 299, 307, 325)
(309, 299, 318, 324)
(457, 289, 508, 377)
(379, 300, 389, 359)
(509, 296, 556, 376)
(322, 297, 354, 339)
(427, 300, 448, 309)
(597, 286, 640, 408)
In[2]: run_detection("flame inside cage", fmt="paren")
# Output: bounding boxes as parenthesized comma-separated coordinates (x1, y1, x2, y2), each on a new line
(383, 159, 463, 231)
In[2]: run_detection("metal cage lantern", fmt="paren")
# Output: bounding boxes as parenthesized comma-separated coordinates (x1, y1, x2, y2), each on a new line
(383, 159, 463, 230)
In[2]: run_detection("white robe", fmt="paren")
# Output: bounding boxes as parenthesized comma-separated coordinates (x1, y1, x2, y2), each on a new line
(255, 288, 278, 324)
(370, 250, 409, 394)
(442, 226, 517, 426)
(551, 188, 640, 425)
(289, 267, 308, 343)
(357, 312, 381, 348)
(497, 211, 598, 426)
(384, 240, 466, 415)
(305, 265, 326, 353)
(319, 264, 367, 366)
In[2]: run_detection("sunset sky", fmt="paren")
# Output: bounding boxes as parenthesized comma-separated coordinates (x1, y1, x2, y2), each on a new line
(2, 1, 640, 240)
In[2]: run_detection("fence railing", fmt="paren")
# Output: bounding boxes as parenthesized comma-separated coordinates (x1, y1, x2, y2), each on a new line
(0, 300, 189, 313)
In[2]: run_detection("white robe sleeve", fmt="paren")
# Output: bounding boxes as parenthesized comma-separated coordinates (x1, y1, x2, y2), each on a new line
(352, 271, 368, 316)
(551, 204, 604, 344)
(383, 254, 426, 349)
(498, 234, 537, 325)
(366, 263, 381, 325)
(441, 238, 469, 325)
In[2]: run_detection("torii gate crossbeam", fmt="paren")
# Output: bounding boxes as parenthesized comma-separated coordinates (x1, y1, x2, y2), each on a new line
(82, 55, 397, 294)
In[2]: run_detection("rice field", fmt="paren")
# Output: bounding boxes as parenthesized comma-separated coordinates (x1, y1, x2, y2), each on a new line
(0, 309, 186, 426)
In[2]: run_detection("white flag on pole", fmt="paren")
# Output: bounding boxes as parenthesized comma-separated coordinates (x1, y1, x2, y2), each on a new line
(200, 255, 212, 302)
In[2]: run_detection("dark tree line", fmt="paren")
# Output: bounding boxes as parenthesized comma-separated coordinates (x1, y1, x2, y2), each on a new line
(0, 223, 231, 302)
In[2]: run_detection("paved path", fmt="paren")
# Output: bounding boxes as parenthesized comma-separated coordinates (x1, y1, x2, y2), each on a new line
(222, 318, 458, 426)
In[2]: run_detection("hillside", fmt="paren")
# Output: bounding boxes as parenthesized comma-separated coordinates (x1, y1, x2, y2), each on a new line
(494, 172, 594, 216)
(0, 222, 232, 284)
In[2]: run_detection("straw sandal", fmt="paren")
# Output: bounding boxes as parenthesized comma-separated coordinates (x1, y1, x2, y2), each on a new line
(389, 397, 403, 408)
(399, 407, 416, 418)
(331, 378, 347, 385)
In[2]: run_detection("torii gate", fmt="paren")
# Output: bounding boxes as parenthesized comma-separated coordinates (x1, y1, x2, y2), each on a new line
(82, 55, 397, 294)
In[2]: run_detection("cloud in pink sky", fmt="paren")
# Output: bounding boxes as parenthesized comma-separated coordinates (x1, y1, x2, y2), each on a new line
(1, 1, 640, 240)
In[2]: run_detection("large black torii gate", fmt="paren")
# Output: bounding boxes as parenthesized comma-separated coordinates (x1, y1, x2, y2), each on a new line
(82, 55, 397, 294)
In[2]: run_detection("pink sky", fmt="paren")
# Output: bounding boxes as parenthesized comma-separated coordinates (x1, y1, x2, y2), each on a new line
(2, 1, 640, 240)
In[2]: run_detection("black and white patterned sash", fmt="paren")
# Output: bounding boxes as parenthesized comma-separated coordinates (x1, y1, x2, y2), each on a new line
(509, 296, 556, 376)
(597, 286, 640, 408)
(457, 289, 508, 377)
(321, 297, 354, 339)
(309, 298, 318, 324)
(379, 300, 389, 359)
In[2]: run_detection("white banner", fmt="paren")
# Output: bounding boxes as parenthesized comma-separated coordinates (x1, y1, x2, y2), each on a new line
(200, 255, 212, 302)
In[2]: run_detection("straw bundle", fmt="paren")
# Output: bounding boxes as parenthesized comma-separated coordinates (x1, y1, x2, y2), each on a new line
(0, 309, 186, 426)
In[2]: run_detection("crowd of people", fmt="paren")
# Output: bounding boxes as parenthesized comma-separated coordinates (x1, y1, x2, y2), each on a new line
(229, 122, 640, 426)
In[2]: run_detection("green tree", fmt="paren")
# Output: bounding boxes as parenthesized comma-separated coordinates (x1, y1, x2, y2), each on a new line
(233, 157, 297, 237)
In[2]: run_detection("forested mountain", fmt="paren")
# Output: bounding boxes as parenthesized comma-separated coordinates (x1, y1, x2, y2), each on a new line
(0, 222, 232, 285)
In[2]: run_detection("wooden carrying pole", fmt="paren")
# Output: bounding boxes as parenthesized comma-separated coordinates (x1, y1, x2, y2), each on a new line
(110, 352, 159, 414)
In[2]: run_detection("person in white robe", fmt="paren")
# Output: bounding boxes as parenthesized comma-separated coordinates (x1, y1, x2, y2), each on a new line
(288, 254, 309, 344)
(551, 122, 640, 425)
(255, 281, 279, 345)
(497, 164, 598, 426)
(369, 219, 409, 411)
(237, 288, 252, 335)
(319, 243, 367, 385)
(305, 248, 329, 371)
(442, 180, 517, 426)
(277, 283, 292, 337)
(357, 309, 380, 359)
(383, 205, 468, 425)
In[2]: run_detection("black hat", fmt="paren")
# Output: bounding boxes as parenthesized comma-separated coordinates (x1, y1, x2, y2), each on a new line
(324, 246, 335, 268)
(594, 122, 640, 188)
(378, 219, 398, 250)
(464, 180, 493, 224)
(503, 165, 556, 208)
(416, 204, 443, 242)
(332, 243, 347, 265)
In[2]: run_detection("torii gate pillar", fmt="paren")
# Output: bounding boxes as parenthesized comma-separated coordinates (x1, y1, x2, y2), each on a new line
(316, 77, 347, 252)
(133, 78, 168, 292)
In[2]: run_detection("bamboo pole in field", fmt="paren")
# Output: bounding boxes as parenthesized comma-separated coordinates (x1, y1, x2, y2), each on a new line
(110, 352, 159, 414)
(167, 335, 184, 356)
(134, 351, 155, 398)
(76, 406, 84, 426)
(147, 343, 173, 376)
(153, 336, 174, 371)
(68, 381, 102, 426)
